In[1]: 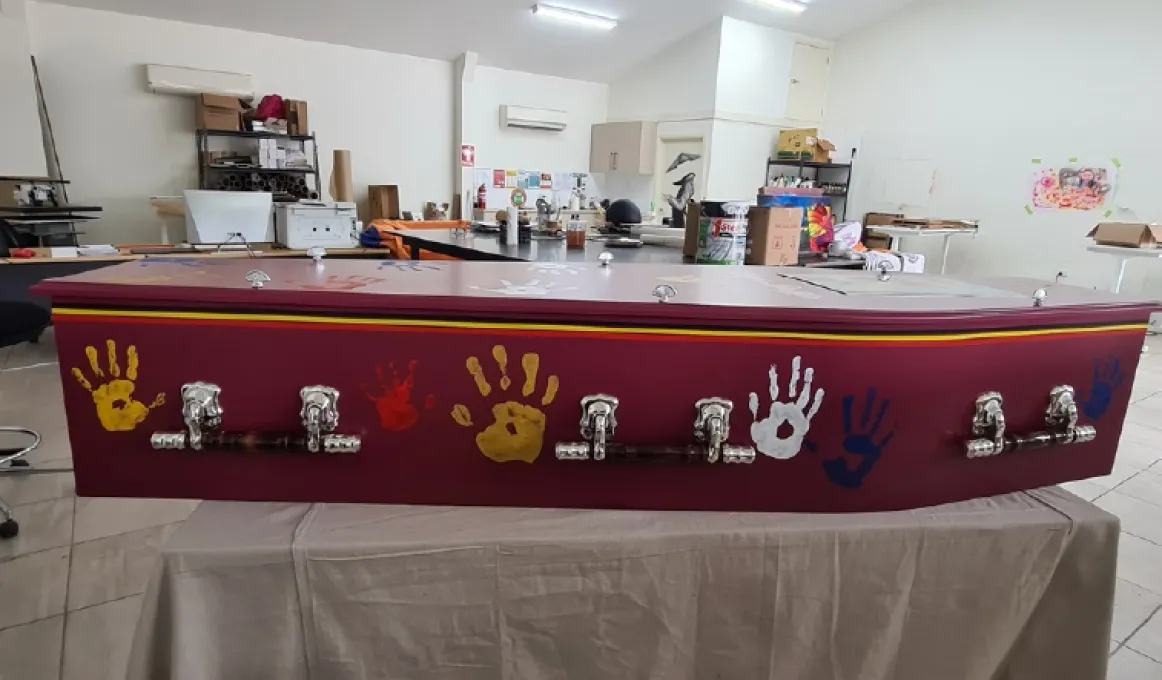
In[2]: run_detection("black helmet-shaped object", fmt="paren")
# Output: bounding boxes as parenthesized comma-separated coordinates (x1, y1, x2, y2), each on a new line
(605, 199, 642, 227)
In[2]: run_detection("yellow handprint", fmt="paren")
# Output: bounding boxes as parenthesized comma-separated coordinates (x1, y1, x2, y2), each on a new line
(72, 340, 166, 432)
(451, 345, 560, 463)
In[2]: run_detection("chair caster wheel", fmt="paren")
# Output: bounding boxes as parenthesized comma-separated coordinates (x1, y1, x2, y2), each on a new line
(0, 520, 18, 539)
(9, 460, 29, 468)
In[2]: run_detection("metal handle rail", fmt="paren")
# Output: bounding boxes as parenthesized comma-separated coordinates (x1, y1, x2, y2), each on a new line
(556, 395, 756, 464)
(151, 383, 361, 454)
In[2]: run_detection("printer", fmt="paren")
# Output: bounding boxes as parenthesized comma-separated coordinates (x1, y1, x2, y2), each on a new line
(275, 201, 359, 249)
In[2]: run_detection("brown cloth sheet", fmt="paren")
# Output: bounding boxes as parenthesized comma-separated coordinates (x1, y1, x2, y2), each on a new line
(127, 488, 1118, 680)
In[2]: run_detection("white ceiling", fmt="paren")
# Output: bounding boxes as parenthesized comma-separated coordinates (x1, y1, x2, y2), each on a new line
(40, 0, 916, 82)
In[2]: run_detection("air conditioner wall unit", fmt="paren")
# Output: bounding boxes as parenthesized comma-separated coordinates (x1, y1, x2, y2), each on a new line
(500, 105, 568, 132)
(146, 64, 255, 98)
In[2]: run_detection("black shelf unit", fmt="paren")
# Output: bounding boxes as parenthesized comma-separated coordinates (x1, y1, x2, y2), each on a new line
(766, 157, 854, 221)
(197, 129, 321, 199)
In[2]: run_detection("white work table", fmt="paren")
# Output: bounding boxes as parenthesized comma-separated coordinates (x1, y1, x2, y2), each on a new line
(870, 226, 977, 274)
(1086, 244, 1162, 293)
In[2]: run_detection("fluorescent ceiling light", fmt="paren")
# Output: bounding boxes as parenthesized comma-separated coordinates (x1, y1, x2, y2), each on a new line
(532, 4, 618, 30)
(746, 0, 808, 13)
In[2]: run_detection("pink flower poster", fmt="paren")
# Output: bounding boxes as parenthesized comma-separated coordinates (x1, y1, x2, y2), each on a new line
(1031, 164, 1115, 211)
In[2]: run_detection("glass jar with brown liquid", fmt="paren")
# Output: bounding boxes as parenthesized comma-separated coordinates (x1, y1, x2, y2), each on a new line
(566, 217, 586, 249)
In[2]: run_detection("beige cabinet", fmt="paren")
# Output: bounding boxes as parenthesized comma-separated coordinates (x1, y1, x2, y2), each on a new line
(785, 43, 832, 123)
(590, 121, 657, 174)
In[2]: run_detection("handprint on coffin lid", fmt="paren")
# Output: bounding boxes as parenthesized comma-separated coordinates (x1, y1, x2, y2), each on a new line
(1082, 355, 1123, 420)
(748, 356, 825, 460)
(450, 345, 560, 463)
(824, 389, 896, 489)
(71, 340, 165, 432)
(362, 361, 435, 433)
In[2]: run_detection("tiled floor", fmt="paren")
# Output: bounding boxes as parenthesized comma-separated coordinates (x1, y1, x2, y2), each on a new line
(2, 332, 1162, 679)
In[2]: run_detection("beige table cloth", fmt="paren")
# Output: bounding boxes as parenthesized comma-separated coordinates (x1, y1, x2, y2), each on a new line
(128, 487, 1117, 680)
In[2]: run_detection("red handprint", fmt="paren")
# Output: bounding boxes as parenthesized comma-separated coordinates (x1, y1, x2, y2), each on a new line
(363, 361, 434, 432)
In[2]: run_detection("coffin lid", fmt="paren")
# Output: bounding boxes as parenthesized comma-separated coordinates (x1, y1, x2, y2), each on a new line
(32, 259, 1159, 333)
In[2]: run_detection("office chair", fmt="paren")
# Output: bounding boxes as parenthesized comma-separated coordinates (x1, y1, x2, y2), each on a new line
(0, 301, 73, 539)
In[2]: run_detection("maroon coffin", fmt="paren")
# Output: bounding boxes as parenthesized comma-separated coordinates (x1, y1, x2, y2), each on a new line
(34, 258, 1157, 513)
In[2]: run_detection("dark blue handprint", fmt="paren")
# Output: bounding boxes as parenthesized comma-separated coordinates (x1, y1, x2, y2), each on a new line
(824, 389, 895, 489)
(380, 261, 443, 273)
(1082, 356, 1123, 421)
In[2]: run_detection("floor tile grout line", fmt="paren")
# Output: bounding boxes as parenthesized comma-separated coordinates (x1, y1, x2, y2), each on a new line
(0, 516, 190, 566)
(1092, 470, 1143, 502)
(1122, 605, 1162, 655)
(1122, 529, 1162, 548)
(0, 500, 195, 562)
(1111, 640, 1124, 657)
(57, 495, 76, 680)
(0, 590, 147, 636)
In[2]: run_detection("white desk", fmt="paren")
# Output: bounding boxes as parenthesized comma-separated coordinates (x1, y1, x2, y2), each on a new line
(1086, 244, 1162, 294)
(870, 226, 978, 274)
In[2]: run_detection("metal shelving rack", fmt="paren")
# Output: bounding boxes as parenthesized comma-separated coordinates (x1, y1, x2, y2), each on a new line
(765, 157, 854, 221)
(196, 129, 321, 200)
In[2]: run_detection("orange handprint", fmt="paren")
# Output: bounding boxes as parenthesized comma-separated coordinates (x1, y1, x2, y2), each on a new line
(72, 340, 166, 432)
(451, 345, 560, 463)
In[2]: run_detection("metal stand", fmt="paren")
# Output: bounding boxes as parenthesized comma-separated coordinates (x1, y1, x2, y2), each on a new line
(0, 427, 73, 539)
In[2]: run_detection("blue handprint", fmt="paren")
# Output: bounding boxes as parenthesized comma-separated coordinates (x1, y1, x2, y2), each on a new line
(380, 261, 443, 273)
(823, 389, 895, 489)
(140, 257, 227, 268)
(1082, 355, 1124, 420)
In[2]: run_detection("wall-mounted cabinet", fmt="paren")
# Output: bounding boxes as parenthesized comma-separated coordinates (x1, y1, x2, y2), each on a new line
(590, 121, 657, 174)
(785, 43, 832, 123)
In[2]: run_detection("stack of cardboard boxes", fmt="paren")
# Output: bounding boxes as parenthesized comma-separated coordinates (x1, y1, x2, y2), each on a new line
(285, 100, 310, 136)
(195, 94, 310, 136)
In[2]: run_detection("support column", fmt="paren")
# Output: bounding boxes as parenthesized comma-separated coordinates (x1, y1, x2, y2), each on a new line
(452, 51, 478, 221)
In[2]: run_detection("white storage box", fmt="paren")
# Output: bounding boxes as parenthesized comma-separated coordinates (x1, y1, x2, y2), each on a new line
(275, 201, 359, 249)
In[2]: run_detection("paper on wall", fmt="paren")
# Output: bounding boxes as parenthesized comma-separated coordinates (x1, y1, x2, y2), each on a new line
(472, 168, 490, 191)
(1030, 162, 1116, 212)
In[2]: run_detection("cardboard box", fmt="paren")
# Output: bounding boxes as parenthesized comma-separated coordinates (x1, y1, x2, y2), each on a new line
(775, 129, 836, 162)
(286, 100, 310, 136)
(196, 93, 242, 132)
(891, 218, 979, 230)
(368, 185, 401, 220)
(1088, 222, 1162, 248)
(198, 93, 242, 110)
(864, 212, 903, 249)
(746, 207, 804, 266)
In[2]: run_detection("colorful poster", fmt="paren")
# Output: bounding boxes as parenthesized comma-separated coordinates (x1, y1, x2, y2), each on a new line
(541, 173, 553, 189)
(505, 170, 517, 188)
(460, 144, 476, 168)
(1031, 164, 1116, 211)
(492, 169, 506, 189)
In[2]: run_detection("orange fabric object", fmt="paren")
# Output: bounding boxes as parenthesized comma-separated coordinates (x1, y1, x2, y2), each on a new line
(365, 220, 468, 261)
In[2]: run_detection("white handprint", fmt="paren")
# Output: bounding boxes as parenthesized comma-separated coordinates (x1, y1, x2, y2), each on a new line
(528, 263, 582, 276)
(470, 279, 577, 296)
(748, 356, 824, 460)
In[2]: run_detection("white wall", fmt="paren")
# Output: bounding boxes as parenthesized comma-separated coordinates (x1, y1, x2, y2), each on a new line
(0, 0, 46, 176)
(826, 0, 1162, 292)
(465, 65, 607, 173)
(607, 17, 830, 205)
(607, 19, 721, 122)
(706, 120, 773, 201)
(27, 1, 453, 244)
